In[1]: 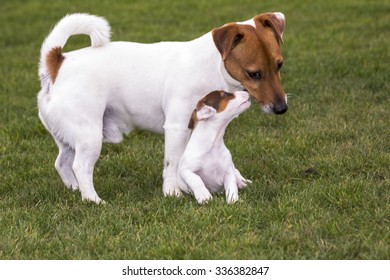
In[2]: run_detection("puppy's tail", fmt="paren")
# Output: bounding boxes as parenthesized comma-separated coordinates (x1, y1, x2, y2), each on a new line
(39, 13, 111, 86)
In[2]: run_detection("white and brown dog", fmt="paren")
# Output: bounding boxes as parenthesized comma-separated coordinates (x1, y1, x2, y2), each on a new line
(178, 90, 252, 204)
(37, 13, 287, 203)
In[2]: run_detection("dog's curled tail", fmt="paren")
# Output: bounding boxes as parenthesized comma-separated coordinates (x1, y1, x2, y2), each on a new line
(39, 13, 111, 85)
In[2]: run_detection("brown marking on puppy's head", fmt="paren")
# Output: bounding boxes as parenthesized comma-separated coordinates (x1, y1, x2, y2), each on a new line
(212, 12, 288, 115)
(188, 90, 235, 129)
(46, 47, 64, 83)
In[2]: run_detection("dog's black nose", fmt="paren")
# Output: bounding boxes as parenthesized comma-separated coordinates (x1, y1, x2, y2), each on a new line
(274, 103, 288, 114)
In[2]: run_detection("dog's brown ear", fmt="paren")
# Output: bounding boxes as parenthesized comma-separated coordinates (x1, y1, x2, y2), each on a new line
(255, 12, 285, 44)
(212, 24, 244, 60)
(188, 109, 197, 129)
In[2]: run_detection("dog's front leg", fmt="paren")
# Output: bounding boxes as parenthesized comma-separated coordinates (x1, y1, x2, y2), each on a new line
(162, 126, 191, 197)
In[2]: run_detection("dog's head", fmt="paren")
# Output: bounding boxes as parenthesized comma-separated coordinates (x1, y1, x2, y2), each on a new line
(188, 90, 251, 129)
(212, 12, 287, 114)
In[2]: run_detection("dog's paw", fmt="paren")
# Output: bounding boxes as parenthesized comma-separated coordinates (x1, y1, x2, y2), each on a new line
(226, 192, 239, 204)
(196, 192, 213, 205)
(237, 178, 252, 189)
(163, 186, 183, 197)
(81, 194, 104, 204)
(234, 168, 252, 189)
(194, 188, 213, 204)
(66, 182, 79, 191)
(163, 178, 183, 197)
(61, 176, 79, 191)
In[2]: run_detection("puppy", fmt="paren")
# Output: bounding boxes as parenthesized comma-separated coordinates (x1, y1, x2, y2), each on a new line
(178, 90, 252, 204)
(37, 13, 287, 203)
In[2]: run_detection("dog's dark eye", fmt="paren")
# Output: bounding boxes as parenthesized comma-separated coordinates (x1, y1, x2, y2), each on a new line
(277, 61, 284, 70)
(247, 71, 262, 80)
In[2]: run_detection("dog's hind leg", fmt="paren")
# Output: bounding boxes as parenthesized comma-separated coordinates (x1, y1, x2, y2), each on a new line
(55, 140, 78, 191)
(71, 130, 104, 204)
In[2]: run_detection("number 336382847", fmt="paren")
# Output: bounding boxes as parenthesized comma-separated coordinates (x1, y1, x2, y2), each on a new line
(215, 266, 269, 276)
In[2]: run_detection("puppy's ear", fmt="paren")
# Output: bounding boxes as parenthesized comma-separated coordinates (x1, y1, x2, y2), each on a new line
(196, 105, 217, 121)
(212, 24, 244, 60)
(188, 109, 197, 129)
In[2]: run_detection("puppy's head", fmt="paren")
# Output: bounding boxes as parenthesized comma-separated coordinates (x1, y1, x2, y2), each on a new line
(188, 90, 250, 129)
(212, 12, 288, 115)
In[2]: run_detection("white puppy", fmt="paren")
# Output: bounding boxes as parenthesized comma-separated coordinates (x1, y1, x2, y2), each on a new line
(178, 90, 252, 204)
(37, 13, 287, 203)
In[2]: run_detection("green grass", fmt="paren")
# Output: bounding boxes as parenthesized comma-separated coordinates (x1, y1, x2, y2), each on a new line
(0, 0, 389, 259)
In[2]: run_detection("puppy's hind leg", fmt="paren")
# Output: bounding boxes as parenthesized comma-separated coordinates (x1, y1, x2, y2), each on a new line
(234, 168, 252, 190)
(72, 129, 104, 204)
(55, 140, 78, 191)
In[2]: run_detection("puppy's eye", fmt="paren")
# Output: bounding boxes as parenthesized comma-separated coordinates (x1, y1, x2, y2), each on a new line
(247, 71, 262, 80)
(277, 61, 284, 70)
(223, 91, 232, 97)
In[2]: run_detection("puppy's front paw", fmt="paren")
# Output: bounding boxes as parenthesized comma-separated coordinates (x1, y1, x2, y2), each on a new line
(196, 191, 213, 205)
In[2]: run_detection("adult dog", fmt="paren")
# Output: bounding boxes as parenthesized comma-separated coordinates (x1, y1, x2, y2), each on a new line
(37, 13, 287, 203)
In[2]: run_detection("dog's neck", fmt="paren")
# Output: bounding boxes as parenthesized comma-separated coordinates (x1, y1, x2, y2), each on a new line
(187, 118, 230, 155)
(188, 33, 244, 92)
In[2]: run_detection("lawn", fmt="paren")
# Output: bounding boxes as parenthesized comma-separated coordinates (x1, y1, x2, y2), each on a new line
(0, 0, 389, 259)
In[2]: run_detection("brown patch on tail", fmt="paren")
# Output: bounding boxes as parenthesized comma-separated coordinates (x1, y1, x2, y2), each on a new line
(46, 47, 64, 83)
